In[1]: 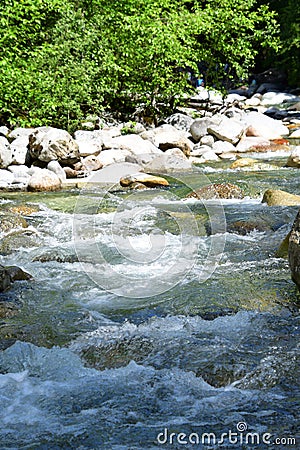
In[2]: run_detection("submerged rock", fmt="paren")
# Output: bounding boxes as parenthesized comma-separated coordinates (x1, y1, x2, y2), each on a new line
(286, 146, 300, 168)
(262, 189, 300, 206)
(289, 210, 300, 290)
(0, 265, 32, 292)
(187, 183, 244, 200)
(0, 212, 28, 233)
(120, 173, 169, 188)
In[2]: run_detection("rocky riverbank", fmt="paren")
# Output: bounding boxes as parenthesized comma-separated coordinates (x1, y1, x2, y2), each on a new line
(0, 88, 299, 192)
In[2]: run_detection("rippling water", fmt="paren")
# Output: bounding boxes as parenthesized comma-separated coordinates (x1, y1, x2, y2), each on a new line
(0, 158, 299, 449)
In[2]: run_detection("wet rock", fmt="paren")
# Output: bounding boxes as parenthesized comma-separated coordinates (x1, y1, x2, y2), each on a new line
(187, 183, 244, 200)
(29, 126, 80, 165)
(8, 204, 39, 215)
(262, 189, 300, 206)
(32, 249, 78, 263)
(0, 302, 19, 319)
(289, 211, 300, 289)
(0, 136, 12, 169)
(227, 219, 271, 235)
(0, 265, 31, 292)
(286, 147, 300, 168)
(230, 158, 259, 169)
(276, 231, 290, 259)
(120, 173, 169, 188)
(0, 229, 42, 255)
(28, 168, 61, 192)
(0, 212, 28, 233)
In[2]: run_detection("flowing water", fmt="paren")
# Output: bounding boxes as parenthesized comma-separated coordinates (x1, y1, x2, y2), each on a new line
(0, 154, 299, 449)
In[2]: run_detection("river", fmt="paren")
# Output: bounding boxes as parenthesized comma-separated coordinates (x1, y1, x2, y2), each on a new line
(0, 152, 299, 449)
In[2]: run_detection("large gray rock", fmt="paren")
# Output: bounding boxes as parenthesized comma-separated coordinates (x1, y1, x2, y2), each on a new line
(212, 140, 235, 154)
(144, 153, 192, 173)
(289, 210, 300, 290)
(29, 127, 80, 164)
(141, 124, 192, 156)
(84, 162, 143, 184)
(243, 111, 289, 140)
(47, 160, 67, 183)
(190, 117, 220, 142)
(9, 128, 35, 140)
(98, 149, 132, 167)
(74, 130, 103, 156)
(10, 136, 30, 165)
(28, 168, 61, 191)
(0, 137, 12, 169)
(286, 147, 300, 168)
(164, 113, 194, 132)
(111, 134, 162, 163)
(207, 116, 244, 144)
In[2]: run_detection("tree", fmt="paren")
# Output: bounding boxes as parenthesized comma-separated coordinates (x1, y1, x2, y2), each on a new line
(0, 0, 280, 131)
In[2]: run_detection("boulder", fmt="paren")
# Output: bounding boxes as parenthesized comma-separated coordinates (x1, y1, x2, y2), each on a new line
(262, 189, 300, 206)
(10, 136, 30, 165)
(289, 129, 300, 139)
(0, 126, 10, 138)
(190, 117, 220, 142)
(260, 92, 298, 106)
(200, 135, 215, 147)
(0, 265, 32, 292)
(64, 167, 80, 179)
(28, 127, 80, 165)
(230, 158, 259, 169)
(87, 162, 143, 184)
(192, 150, 220, 163)
(74, 130, 103, 156)
(0, 169, 14, 185)
(244, 94, 262, 107)
(207, 116, 245, 144)
(141, 124, 192, 156)
(0, 212, 28, 233)
(28, 168, 62, 192)
(243, 111, 289, 140)
(144, 153, 192, 173)
(191, 144, 212, 157)
(187, 183, 244, 200)
(47, 160, 67, 183)
(0, 229, 42, 255)
(289, 211, 300, 290)
(120, 173, 169, 188)
(235, 136, 271, 153)
(98, 149, 132, 167)
(286, 147, 300, 168)
(9, 128, 35, 140)
(73, 155, 103, 173)
(111, 134, 162, 163)
(0, 137, 12, 169)
(164, 113, 194, 132)
(212, 140, 235, 154)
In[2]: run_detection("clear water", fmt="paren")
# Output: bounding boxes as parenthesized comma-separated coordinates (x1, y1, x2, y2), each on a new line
(0, 158, 299, 449)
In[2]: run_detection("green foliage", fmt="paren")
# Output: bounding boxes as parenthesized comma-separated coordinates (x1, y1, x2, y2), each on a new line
(0, 0, 281, 131)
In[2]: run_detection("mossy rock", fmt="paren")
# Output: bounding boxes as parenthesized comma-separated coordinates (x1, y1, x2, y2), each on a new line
(0, 212, 28, 233)
(187, 183, 244, 200)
